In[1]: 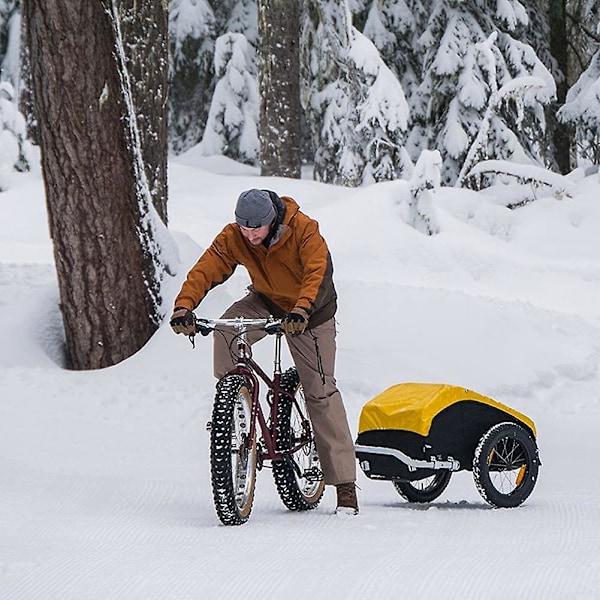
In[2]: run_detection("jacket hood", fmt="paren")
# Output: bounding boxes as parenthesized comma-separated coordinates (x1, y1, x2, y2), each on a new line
(267, 195, 299, 247)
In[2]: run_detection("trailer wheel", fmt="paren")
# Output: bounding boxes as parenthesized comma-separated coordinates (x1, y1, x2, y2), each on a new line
(393, 471, 452, 503)
(473, 422, 539, 508)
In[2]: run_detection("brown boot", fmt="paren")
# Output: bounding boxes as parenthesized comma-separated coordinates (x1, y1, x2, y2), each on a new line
(335, 482, 359, 515)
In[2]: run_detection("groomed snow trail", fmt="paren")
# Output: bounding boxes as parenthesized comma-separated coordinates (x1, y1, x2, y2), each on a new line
(2, 278, 600, 599)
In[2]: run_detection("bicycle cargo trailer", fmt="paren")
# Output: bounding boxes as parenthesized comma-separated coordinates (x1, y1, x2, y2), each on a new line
(355, 382, 540, 507)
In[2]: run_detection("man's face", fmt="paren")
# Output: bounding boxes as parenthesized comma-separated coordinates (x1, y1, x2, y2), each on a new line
(239, 223, 270, 245)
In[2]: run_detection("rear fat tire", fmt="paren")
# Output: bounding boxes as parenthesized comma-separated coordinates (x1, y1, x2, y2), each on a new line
(210, 375, 257, 525)
(473, 422, 540, 508)
(272, 367, 325, 511)
(393, 470, 452, 503)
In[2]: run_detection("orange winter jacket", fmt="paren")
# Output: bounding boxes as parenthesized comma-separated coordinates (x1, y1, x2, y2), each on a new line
(174, 196, 337, 327)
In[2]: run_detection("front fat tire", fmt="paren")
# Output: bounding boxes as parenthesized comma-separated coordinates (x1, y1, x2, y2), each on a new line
(210, 375, 257, 525)
(473, 422, 540, 508)
(272, 367, 325, 511)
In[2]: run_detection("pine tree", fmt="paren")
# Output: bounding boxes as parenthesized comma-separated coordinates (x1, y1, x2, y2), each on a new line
(197, 32, 260, 164)
(301, 0, 410, 186)
(258, 0, 302, 178)
(360, 0, 429, 100)
(565, 0, 600, 81)
(26, 0, 174, 370)
(302, 0, 352, 184)
(207, 0, 262, 165)
(404, 149, 441, 235)
(0, 2, 31, 180)
(410, 0, 555, 186)
(0, 0, 20, 86)
(350, 29, 412, 183)
(0, 80, 29, 189)
(168, 0, 216, 153)
(558, 48, 600, 165)
(121, 0, 169, 221)
(556, 0, 600, 166)
(213, 0, 258, 44)
(523, 0, 565, 173)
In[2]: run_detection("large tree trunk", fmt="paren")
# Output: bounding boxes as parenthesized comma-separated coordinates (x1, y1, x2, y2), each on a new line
(257, 0, 301, 178)
(120, 0, 168, 223)
(549, 0, 572, 173)
(25, 0, 170, 370)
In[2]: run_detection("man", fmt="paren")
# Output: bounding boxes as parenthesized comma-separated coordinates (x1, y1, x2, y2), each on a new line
(170, 188, 358, 514)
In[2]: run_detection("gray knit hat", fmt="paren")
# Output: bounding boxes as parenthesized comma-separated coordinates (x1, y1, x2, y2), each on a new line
(235, 189, 276, 228)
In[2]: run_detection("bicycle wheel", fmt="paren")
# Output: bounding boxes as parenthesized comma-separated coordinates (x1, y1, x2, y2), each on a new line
(272, 367, 325, 511)
(210, 374, 257, 525)
(473, 422, 540, 508)
(393, 471, 452, 503)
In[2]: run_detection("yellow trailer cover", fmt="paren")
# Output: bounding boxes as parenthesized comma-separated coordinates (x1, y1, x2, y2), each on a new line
(358, 383, 536, 438)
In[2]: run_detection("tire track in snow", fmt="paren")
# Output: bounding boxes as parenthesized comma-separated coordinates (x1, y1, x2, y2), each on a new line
(3, 434, 600, 599)
(346, 500, 600, 599)
(1, 465, 215, 600)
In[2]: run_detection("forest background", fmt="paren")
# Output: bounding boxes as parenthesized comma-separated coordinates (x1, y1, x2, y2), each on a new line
(0, 0, 599, 372)
(3, 0, 600, 186)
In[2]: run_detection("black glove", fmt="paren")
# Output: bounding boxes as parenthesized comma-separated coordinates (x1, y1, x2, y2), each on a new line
(195, 319, 212, 337)
(170, 307, 195, 336)
(282, 308, 308, 336)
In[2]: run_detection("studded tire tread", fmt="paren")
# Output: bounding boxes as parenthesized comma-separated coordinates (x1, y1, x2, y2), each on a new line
(272, 367, 325, 511)
(210, 375, 257, 525)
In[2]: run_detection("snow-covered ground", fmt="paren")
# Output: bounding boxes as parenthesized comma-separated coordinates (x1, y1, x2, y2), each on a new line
(1, 152, 599, 599)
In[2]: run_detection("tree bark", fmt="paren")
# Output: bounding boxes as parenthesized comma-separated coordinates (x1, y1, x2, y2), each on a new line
(120, 0, 168, 223)
(25, 0, 169, 370)
(549, 0, 572, 173)
(257, 0, 302, 178)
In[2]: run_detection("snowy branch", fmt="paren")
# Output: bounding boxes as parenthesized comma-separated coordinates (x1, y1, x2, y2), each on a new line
(467, 159, 575, 203)
(457, 75, 550, 188)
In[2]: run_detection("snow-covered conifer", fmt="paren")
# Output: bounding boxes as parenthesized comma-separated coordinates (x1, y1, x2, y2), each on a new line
(360, 0, 428, 100)
(0, 80, 30, 190)
(350, 30, 412, 183)
(302, 0, 356, 184)
(409, 0, 555, 186)
(197, 32, 259, 165)
(302, 0, 410, 186)
(558, 49, 600, 166)
(0, 0, 20, 87)
(168, 0, 216, 153)
(403, 148, 441, 235)
(213, 0, 258, 45)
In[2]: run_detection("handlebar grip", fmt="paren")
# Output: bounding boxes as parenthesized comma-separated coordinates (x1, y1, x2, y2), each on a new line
(195, 318, 212, 337)
(264, 321, 282, 335)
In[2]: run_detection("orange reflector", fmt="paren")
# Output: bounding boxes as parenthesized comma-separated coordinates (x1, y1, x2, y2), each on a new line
(515, 464, 526, 486)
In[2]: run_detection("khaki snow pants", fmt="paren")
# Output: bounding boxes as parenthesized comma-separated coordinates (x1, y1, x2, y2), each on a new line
(213, 292, 357, 486)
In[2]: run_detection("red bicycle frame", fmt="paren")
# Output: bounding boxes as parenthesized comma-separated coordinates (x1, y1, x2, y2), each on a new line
(213, 318, 297, 463)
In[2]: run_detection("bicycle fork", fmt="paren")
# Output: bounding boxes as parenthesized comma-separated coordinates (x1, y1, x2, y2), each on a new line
(235, 330, 287, 465)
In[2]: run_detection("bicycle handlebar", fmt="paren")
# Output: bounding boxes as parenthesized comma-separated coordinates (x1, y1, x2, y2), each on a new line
(194, 315, 282, 336)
